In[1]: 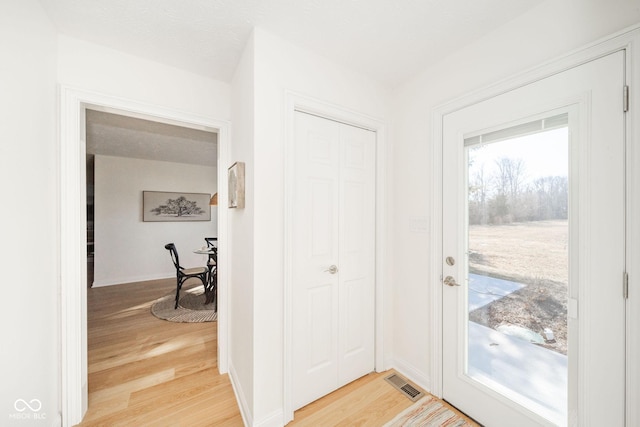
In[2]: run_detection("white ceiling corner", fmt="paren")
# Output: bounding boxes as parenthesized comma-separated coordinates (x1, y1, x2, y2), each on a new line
(43, 0, 543, 165)
(38, 0, 544, 87)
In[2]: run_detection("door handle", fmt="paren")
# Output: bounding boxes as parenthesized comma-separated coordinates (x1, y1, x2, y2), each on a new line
(324, 265, 338, 274)
(443, 275, 460, 287)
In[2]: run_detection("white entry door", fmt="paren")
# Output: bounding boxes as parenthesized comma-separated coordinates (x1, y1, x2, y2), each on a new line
(292, 111, 376, 410)
(442, 51, 626, 426)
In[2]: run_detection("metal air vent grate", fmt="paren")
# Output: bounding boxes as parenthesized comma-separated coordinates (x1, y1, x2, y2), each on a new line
(384, 373, 424, 402)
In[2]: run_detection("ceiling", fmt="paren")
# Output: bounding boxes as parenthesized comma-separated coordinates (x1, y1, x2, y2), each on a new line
(47, 0, 543, 166)
(86, 110, 217, 166)
(38, 0, 543, 88)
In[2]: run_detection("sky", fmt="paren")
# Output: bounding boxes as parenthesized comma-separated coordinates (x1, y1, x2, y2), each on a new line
(468, 127, 569, 184)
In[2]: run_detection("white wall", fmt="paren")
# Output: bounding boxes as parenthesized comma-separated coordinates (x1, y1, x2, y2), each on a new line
(93, 155, 217, 286)
(253, 28, 391, 426)
(56, 34, 231, 425)
(58, 36, 231, 120)
(227, 28, 391, 426)
(0, 0, 58, 424)
(229, 30, 256, 425)
(390, 0, 640, 391)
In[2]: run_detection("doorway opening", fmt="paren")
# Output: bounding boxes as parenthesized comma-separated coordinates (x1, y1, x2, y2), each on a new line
(82, 108, 220, 419)
(59, 87, 230, 426)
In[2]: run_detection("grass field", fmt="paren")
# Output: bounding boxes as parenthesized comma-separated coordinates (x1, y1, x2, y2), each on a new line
(468, 220, 568, 354)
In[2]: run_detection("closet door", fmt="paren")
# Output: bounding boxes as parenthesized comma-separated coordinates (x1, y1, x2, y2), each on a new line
(292, 111, 376, 410)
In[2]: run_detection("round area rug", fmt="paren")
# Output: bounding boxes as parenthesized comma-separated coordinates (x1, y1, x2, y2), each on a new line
(151, 288, 217, 323)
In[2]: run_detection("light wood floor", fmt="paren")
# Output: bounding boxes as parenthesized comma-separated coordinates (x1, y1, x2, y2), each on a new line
(78, 278, 477, 426)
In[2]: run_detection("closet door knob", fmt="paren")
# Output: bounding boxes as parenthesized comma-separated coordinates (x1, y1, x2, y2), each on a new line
(324, 265, 338, 274)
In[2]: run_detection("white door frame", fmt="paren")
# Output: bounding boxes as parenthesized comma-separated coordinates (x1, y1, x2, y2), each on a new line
(283, 91, 388, 423)
(430, 25, 640, 425)
(58, 86, 230, 426)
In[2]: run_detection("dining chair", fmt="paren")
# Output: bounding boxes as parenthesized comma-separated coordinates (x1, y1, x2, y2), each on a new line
(164, 243, 208, 309)
(203, 237, 218, 308)
(204, 236, 217, 250)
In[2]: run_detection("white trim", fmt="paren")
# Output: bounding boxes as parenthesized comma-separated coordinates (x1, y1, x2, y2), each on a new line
(429, 106, 444, 398)
(430, 24, 640, 426)
(216, 117, 230, 376)
(91, 274, 174, 288)
(59, 86, 230, 426)
(392, 357, 431, 394)
(283, 91, 387, 424)
(228, 362, 252, 427)
(625, 29, 640, 427)
(59, 86, 86, 427)
(255, 410, 285, 427)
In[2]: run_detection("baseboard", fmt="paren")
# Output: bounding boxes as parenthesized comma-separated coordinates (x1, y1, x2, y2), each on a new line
(228, 362, 252, 427)
(91, 273, 173, 287)
(227, 363, 284, 427)
(391, 357, 431, 394)
(254, 409, 285, 427)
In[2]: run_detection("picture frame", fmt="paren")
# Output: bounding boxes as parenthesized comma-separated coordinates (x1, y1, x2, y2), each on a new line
(143, 191, 211, 222)
(228, 161, 245, 208)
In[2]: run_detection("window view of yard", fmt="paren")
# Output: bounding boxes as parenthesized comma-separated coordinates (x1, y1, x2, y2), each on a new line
(468, 220, 568, 355)
(463, 115, 570, 423)
(466, 124, 568, 356)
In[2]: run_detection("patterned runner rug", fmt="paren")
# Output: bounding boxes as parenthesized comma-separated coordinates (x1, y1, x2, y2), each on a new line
(384, 395, 474, 427)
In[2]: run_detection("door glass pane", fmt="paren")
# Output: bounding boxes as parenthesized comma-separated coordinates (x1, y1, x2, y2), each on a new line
(465, 114, 568, 425)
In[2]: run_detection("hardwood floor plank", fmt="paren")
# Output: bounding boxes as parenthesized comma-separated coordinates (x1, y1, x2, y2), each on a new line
(89, 369, 175, 404)
(89, 341, 208, 390)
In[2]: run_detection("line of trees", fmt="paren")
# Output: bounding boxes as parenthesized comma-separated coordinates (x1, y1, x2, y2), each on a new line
(469, 157, 567, 225)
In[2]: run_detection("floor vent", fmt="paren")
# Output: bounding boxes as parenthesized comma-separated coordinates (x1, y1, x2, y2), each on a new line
(384, 373, 424, 402)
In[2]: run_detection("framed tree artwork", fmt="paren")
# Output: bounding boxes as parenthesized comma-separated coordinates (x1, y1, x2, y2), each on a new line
(143, 191, 211, 221)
